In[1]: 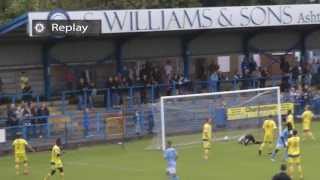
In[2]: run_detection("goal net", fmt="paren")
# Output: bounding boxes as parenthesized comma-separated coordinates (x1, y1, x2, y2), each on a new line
(148, 87, 284, 150)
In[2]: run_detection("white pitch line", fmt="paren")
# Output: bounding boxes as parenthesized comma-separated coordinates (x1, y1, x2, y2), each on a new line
(66, 161, 146, 173)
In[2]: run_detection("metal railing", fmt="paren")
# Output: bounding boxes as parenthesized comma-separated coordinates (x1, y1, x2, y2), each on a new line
(60, 75, 290, 112)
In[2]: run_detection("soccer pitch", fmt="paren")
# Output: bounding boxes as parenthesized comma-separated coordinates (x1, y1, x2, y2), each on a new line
(1, 123, 320, 180)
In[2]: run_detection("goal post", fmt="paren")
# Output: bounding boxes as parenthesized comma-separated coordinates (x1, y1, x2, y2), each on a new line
(158, 87, 283, 151)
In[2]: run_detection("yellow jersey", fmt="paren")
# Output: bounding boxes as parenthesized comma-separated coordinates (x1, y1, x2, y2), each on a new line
(288, 136, 300, 156)
(51, 145, 62, 165)
(302, 110, 313, 125)
(20, 76, 28, 89)
(286, 114, 295, 128)
(202, 123, 212, 141)
(263, 119, 277, 135)
(12, 138, 28, 154)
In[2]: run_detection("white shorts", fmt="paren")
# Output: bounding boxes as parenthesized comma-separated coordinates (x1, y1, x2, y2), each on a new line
(166, 167, 176, 175)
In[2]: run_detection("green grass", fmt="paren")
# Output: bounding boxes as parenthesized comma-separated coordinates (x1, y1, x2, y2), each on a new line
(1, 123, 320, 180)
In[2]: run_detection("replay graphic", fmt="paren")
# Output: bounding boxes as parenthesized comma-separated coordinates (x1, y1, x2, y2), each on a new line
(32, 9, 101, 37)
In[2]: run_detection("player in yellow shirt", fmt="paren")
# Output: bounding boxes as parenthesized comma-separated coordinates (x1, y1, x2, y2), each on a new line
(12, 132, 35, 175)
(202, 118, 212, 160)
(287, 129, 303, 179)
(301, 105, 315, 140)
(259, 116, 277, 156)
(286, 110, 295, 129)
(44, 138, 64, 180)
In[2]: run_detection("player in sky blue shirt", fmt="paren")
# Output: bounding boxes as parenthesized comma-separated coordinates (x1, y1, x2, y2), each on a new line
(164, 141, 179, 180)
(271, 122, 293, 161)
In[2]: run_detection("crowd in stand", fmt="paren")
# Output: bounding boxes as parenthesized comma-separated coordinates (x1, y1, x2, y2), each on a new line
(5, 101, 50, 139)
(75, 60, 189, 109)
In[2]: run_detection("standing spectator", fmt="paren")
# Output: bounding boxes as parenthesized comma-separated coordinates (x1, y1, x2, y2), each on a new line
(248, 59, 257, 74)
(311, 65, 320, 89)
(21, 104, 32, 139)
(87, 82, 96, 108)
(64, 67, 76, 91)
(290, 63, 300, 85)
(105, 76, 113, 108)
(20, 72, 29, 92)
(22, 82, 33, 102)
(164, 60, 173, 80)
(134, 110, 144, 138)
(30, 101, 38, 137)
(272, 164, 291, 180)
(0, 76, 3, 93)
(82, 108, 90, 138)
(7, 104, 18, 139)
(208, 70, 219, 92)
(280, 57, 290, 74)
(77, 78, 88, 110)
(258, 67, 268, 88)
(301, 60, 311, 85)
(280, 57, 290, 92)
(37, 103, 50, 138)
(139, 75, 149, 104)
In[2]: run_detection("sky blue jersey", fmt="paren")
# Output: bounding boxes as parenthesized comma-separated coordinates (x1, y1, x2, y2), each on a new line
(164, 147, 177, 168)
(276, 128, 290, 146)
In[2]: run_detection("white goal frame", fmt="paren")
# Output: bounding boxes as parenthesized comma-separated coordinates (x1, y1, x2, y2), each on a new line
(160, 87, 282, 150)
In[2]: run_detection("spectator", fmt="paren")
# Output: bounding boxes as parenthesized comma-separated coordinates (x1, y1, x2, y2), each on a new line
(0, 76, 3, 93)
(311, 65, 320, 89)
(82, 108, 90, 138)
(164, 60, 173, 80)
(290, 63, 300, 85)
(30, 101, 38, 137)
(139, 75, 149, 104)
(77, 78, 88, 110)
(248, 59, 257, 74)
(20, 71, 29, 92)
(105, 76, 114, 108)
(208, 70, 219, 92)
(258, 67, 268, 88)
(21, 104, 32, 139)
(87, 82, 96, 108)
(22, 82, 33, 102)
(64, 67, 76, 91)
(37, 103, 50, 138)
(134, 110, 144, 138)
(7, 104, 19, 139)
(272, 164, 291, 180)
(280, 57, 290, 74)
(301, 60, 311, 85)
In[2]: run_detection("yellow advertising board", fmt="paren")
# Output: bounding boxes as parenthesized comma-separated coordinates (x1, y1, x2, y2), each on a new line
(227, 103, 294, 121)
(105, 116, 125, 139)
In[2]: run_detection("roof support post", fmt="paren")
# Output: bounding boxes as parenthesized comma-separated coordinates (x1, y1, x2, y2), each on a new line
(42, 43, 51, 100)
(299, 32, 307, 65)
(181, 37, 192, 80)
(115, 40, 125, 75)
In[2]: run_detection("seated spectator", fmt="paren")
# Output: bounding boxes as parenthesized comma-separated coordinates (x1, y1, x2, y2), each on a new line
(37, 103, 50, 138)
